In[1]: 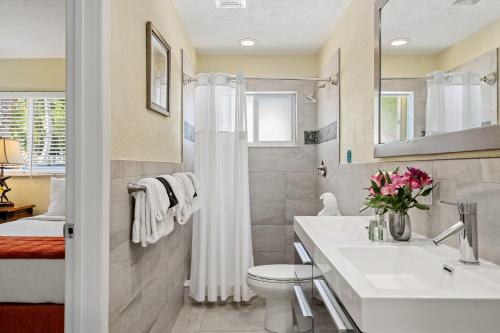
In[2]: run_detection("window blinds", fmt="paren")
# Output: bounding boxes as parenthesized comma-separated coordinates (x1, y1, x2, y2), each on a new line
(0, 93, 66, 173)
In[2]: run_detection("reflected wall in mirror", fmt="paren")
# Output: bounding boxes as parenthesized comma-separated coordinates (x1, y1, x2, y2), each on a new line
(376, 0, 500, 154)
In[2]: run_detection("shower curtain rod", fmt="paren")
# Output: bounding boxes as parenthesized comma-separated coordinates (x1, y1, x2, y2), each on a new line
(183, 74, 335, 86)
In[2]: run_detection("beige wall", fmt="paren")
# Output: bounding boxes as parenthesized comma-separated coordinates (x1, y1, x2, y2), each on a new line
(110, 0, 197, 163)
(7, 176, 62, 216)
(197, 55, 318, 77)
(0, 58, 65, 92)
(382, 55, 437, 77)
(0, 58, 65, 214)
(436, 18, 500, 71)
(319, 0, 375, 163)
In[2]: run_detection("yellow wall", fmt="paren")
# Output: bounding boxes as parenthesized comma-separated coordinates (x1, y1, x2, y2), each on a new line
(382, 55, 437, 77)
(110, 0, 197, 163)
(197, 55, 318, 77)
(6, 176, 61, 216)
(319, 0, 375, 163)
(0, 58, 65, 214)
(436, 18, 500, 71)
(0, 58, 65, 91)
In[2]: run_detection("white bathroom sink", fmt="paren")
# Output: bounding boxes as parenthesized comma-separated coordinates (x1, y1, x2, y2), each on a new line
(294, 216, 500, 333)
(336, 245, 498, 291)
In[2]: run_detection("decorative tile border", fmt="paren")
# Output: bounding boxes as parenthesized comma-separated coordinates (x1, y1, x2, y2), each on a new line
(184, 121, 195, 142)
(304, 121, 337, 145)
(318, 121, 337, 144)
(304, 131, 318, 145)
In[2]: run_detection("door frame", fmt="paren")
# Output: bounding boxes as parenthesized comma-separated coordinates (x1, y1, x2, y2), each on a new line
(66, 0, 110, 331)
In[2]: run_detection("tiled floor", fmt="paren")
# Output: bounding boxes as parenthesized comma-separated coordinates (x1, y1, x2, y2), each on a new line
(171, 297, 269, 333)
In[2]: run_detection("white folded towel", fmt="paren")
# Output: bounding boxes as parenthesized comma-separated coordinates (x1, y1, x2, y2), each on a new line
(173, 172, 200, 224)
(185, 172, 200, 195)
(132, 178, 174, 247)
(160, 175, 186, 224)
(174, 173, 196, 201)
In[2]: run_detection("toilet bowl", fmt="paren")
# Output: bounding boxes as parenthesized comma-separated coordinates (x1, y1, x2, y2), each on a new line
(246, 264, 321, 333)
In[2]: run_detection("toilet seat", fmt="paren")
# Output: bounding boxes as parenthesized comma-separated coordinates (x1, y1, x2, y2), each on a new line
(247, 264, 321, 283)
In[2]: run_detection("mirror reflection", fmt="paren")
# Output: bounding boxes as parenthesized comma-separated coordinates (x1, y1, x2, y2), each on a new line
(379, 0, 499, 144)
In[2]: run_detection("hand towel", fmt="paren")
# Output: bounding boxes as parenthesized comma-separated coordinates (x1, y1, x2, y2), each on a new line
(185, 172, 200, 196)
(160, 175, 187, 224)
(131, 178, 173, 247)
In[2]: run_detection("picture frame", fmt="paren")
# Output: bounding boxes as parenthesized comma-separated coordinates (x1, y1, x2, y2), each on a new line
(146, 21, 171, 116)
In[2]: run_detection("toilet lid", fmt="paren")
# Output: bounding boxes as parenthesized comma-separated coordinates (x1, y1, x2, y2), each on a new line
(248, 264, 322, 282)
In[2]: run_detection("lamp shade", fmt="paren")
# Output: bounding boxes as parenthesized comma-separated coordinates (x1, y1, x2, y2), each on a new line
(0, 138, 26, 166)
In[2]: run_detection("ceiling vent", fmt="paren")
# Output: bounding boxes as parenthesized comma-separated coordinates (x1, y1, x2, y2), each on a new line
(215, 0, 247, 8)
(451, 0, 481, 5)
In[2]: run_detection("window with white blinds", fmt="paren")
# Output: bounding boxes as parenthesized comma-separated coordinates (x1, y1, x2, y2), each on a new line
(0, 92, 66, 174)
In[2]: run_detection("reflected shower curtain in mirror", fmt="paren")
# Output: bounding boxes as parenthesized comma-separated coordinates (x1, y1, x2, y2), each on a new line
(190, 73, 255, 302)
(426, 70, 488, 136)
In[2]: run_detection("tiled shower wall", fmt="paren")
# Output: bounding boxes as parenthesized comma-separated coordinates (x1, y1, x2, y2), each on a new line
(247, 80, 321, 265)
(109, 160, 192, 332)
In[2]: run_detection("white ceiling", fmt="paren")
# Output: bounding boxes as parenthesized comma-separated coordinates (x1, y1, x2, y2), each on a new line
(0, 0, 65, 58)
(174, 0, 349, 55)
(382, 0, 500, 55)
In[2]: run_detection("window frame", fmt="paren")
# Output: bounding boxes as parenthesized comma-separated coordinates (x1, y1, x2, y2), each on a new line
(246, 91, 297, 148)
(380, 91, 415, 144)
(0, 91, 66, 176)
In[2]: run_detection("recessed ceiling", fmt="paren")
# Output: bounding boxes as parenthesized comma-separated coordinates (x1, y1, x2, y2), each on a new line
(174, 0, 349, 55)
(0, 0, 65, 58)
(381, 0, 500, 55)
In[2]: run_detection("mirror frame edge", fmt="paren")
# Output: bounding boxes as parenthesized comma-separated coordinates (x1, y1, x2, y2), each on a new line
(373, 0, 500, 158)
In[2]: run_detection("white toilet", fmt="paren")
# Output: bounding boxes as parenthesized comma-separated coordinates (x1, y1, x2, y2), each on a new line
(246, 264, 321, 333)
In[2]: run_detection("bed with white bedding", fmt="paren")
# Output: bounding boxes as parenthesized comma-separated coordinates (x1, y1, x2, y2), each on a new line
(0, 215, 65, 304)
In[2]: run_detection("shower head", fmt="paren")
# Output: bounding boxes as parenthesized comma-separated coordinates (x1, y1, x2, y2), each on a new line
(306, 93, 317, 103)
(306, 83, 326, 103)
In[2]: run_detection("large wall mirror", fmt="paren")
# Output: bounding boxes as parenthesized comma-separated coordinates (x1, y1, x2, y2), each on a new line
(375, 0, 500, 157)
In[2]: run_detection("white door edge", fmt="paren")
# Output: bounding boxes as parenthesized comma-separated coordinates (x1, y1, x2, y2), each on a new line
(66, 0, 110, 332)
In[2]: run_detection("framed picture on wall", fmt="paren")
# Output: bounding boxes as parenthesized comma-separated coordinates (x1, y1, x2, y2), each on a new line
(146, 21, 171, 116)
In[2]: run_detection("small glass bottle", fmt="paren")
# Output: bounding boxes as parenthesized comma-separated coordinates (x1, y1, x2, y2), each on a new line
(375, 212, 389, 242)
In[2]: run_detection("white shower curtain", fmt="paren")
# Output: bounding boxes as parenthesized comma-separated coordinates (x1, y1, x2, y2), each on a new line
(189, 73, 255, 302)
(426, 70, 486, 136)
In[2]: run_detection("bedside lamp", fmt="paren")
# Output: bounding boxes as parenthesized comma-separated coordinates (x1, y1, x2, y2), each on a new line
(0, 138, 26, 207)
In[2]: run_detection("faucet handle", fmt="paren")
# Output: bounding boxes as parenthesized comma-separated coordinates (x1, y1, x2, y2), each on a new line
(439, 201, 477, 215)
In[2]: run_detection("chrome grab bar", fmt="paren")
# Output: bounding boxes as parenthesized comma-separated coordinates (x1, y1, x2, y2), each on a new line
(294, 242, 312, 265)
(313, 279, 353, 333)
(293, 285, 313, 318)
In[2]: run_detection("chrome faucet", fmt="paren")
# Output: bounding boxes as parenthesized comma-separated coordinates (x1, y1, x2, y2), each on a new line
(433, 201, 479, 265)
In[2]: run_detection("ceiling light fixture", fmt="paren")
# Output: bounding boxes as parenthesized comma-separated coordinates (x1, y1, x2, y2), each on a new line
(239, 38, 256, 47)
(390, 38, 409, 47)
(215, 0, 247, 8)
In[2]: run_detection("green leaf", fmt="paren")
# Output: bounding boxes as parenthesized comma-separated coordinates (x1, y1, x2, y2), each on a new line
(414, 203, 430, 210)
(421, 187, 433, 196)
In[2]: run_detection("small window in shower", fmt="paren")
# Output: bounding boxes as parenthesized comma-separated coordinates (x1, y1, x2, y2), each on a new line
(246, 92, 297, 147)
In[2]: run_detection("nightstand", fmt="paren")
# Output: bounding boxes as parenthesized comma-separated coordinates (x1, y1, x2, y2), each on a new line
(0, 205, 35, 224)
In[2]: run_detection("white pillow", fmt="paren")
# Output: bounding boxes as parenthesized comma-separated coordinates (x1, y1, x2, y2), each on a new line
(46, 177, 65, 217)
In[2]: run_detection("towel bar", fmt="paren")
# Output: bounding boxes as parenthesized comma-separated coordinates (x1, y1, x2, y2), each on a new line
(128, 184, 146, 193)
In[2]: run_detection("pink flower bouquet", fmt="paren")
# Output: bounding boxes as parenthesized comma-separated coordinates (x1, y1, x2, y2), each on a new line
(362, 167, 434, 214)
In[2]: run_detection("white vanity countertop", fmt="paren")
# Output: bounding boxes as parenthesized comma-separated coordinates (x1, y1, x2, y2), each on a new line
(294, 216, 500, 333)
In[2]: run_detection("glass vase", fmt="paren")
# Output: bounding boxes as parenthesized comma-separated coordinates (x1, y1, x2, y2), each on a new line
(389, 211, 411, 241)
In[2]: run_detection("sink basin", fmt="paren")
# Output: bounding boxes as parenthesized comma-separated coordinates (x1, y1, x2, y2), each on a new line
(294, 216, 500, 333)
(337, 246, 498, 291)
